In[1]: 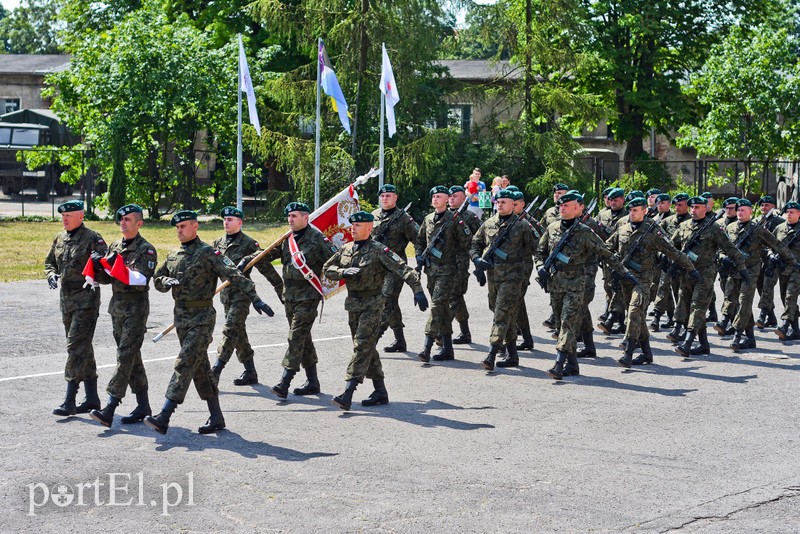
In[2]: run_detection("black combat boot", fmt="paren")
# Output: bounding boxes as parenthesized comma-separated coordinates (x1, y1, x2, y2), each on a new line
(649, 312, 662, 332)
(516, 327, 534, 350)
(120, 389, 151, 424)
(233, 359, 258, 386)
(610, 314, 626, 335)
(675, 330, 697, 357)
(496, 342, 519, 368)
(361, 378, 389, 406)
(617, 338, 638, 368)
(452, 321, 472, 344)
(632, 337, 654, 365)
(766, 310, 778, 328)
(543, 312, 556, 329)
(211, 358, 226, 386)
(418, 335, 435, 363)
(332, 379, 359, 411)
(90, 395, 121, 428)
(547, 351, 567, 380)
(739, 326, 757, 350)
(730, 330, 745, 352)
(661, 313, 675, 329)
(755, 308, 770, 328)
(577, 330, 597, 358)
(776, 319, 792, 340)
(562, 352, 580, 377)
(383, 328, 407, 352)
(76, 378, 101, 414)
(597, 313, 617, 335)
(198, 395, 226, 434)
(432, 334, 455, 361)
(271, 368, 297, 399)
(690, 327, 710, 355)
(790, 319, 800, 340)
(666, 323, 686, 343)
(706, 304, 718, 324)
(482, 345, 500, 371)
(53, 381, 80, 416)
(144, 399, 178, 435)
(598, 303, 610, 323)
(714, 316, 733, 336)
(293, 364, 320, 395)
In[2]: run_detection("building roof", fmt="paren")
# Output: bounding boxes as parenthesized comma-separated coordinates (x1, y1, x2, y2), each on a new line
(0, 55, 70, 75)
(435, 60, 521, 82)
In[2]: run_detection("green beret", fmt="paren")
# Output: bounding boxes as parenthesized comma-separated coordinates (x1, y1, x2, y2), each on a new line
(449, 185, 465, 194)
(783, 201, 800, 211)
(626, 197, 647, 209)
(495, 190, 516, 200)
(735, 198, 753, 208)
(607, 187, 625, 200)
(655, 193, 671, 203)
(625, 190, 645, 202)
(700, 191, 713, 199)
(116, 203, 143, 222)
(171, 210, 198, 226)
(758, 195, 776, 205)
(686, 196, 707, 206)
(512, 191, 525, 201)
(723, 197, 739, 207)
(430, 185, 450, 196)
(504, 185, 520, 192)
(220, 206, 244, 219)
(553, 183, 570, 192)
(646, 188, 662, 196)
(348, 210, 374, 223)
(284, 202, 311, 217)
(57, 200, 84, 213)
(602, 187, 614, 197)
(378, 184, 398, 195)
(672, 193, 690, 204)
(558, 190, 583, 205)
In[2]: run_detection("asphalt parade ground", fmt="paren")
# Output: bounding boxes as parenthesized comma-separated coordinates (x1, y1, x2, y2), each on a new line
(1, 266, 799, 533)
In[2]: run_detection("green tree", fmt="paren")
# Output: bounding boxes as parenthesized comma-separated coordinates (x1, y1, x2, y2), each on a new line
(0, 0, 60, 54)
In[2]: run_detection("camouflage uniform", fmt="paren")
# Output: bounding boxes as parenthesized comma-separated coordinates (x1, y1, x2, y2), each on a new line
(324, 238, 423, 381)
(44, 223, 108, 383)
(772, 221, 800, 331)
(513, 210, 543, 347)
(652, 212, 690, 322)
(595, 207, 627, 323)
(575, 216, 605, 356)
(755, 213, 786, 325)
(448, 207, 482, 333)
(540, 205, 561, 229)
(154, 238, 260, 404)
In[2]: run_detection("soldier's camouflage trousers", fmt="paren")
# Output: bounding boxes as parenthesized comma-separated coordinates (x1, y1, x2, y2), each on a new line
(216, 299, 254, 365)
(424, 267, 455, 337)
(780, 271, 800, 322)
(622, 272, 653, 341)
(725, 264, 761, 331)
(552, 282, 585, 355)
(675, 265, 716, 332)
(282, 298, 320, 371)
(60, 286, 100, 382)
(449, 263, 471, 324)
(345, 295, 385, 381)
(652, 269, 676, 316)
(487, 274, 523, 347)
(380, 272, 406, 330)
(106, 293, 149, 398)
(579, 264, 599, 333)
(166, 321, 218, 403)
(757, 267, 780, 311)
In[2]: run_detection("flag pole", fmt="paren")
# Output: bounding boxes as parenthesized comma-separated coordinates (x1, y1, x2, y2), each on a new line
(379, 89, 385, 190)
(236, 34, 243, 211)
(314, 37, 322, 210)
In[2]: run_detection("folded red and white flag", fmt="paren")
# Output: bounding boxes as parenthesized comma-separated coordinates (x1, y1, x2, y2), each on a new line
(109, 255, 147, 286)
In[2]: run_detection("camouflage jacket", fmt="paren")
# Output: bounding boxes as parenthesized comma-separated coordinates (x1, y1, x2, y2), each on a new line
(262, 225, 337, 303)
(595, 208, 626, 241)
(371, 207, 419, 260)
(45, 223, 108, 292)
(213, 231, 283, 303)
(454, 205, 483, 266)
(716, 216, 738, 229)
(772, 222, 800, 275)
(661, 212, 690, 239)
(470, 213, 538, 282)
(95, 233, 157, 295)
(720, 220, 794, 272)
(540, 205, 560, 228)
(415, 208, 473, 272)
(607, 218, 694, 276)
(670, 217, 746, 271)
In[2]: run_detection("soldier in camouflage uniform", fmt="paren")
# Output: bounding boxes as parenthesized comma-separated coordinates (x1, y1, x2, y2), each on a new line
(144, 210, 275, 435)
(669, 197, 747, 358)
(772, 201, 800, 340)
(259, 202, 337, 400)
(508, 187, 542, 351)
(88, 205, 157, 427)
(650, 193, 691, 332)
(535, 192, 636, 380)
(607, 198, 700, 367)
(470, 190, 538, 370)
(415, 186, 473, 362)
(209, 206, 284, 387)
(323, 211, 428, 410)
(710, 197, 741, 336)
(371, 184, 419, 352)
(446, 185, 482, 344)
(595, 187, 628, 330)
(538, 183, 569, 330)
(45, 200, 108, 417)
(646, 193, 673, 313)
(576, 202, 608, 358)
(717, 199, 795, 352)
(754, 196, 785, 328)
(699, 192, 722, 324)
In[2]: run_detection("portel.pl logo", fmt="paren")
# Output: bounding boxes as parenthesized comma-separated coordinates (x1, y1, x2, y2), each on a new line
(28, 472, 194, 516)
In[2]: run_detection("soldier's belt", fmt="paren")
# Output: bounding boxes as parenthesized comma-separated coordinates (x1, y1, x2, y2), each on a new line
(176, 299, 213, 308)
(61, 280, 89, 290)
(553, 263, 583, 273)
(284, 279, 311, 287)
(494, 257, 524, 264)
(347, 288, 381, 298)
(113, 290, 149, 300)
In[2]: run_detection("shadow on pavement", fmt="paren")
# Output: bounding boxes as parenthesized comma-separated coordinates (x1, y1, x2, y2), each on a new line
(337, 399, 496, 430)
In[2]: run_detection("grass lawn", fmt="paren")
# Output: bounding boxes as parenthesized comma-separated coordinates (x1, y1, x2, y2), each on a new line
(0, 219, 289, 283)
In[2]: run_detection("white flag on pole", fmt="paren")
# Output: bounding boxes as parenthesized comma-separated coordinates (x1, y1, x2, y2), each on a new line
(380, 44, 399, 137)
(239, 36, 261, 136)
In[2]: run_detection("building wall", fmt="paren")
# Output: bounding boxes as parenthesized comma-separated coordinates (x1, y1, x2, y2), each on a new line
(0, 74, 50, 111)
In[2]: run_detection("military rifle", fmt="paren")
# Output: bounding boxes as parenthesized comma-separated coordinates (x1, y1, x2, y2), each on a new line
(667, 207, 726, 277)
(718, 210, 775, 276)
(373, 202, 413, 245)
(415, 201, 468, 272)
(620, 219, 661, 273)
(535, 197, 596, 293)
(472, 200, 537, 286)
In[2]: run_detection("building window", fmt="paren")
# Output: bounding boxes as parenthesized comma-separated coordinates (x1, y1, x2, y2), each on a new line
(0, 98, 21, 114)
(447, 104, 472, 136)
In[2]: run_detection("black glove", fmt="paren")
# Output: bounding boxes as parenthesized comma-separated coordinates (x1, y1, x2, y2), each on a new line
(688, 269, 703, 283)
(413, 291, 429, 312)
(739, 269, 751, 287)
(162, 277, 180, 287)
(252, 298, 274, 317)
(623, 272, 640, 286)
(720, 257, 736, 269)
(537, 267, 549, 280)
(473, 257, 493, 271)
(342, 267, 361, 278)
(236, 258, 248, 272)
(90, 250, 104, 270)
(474, 268, 487, 287)
(47, 274, 59, 290)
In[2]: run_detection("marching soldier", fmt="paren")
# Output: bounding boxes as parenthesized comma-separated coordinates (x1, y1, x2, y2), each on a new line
(596, 187, 627, 330)
(646, 193, 674, 308)
(447, 185, 482, 344)
(539, 183, 569, 330)
(415, 186, 473, 362)
(669, 197, 747, 358)
(508, 188, 539, 351)
(772, 201, 800, 340)
(712, 197, 741, 336)
(45, 200, 107, 417)
(646, 188, 662, 210)
(717, 199, 795, 352)
(650, 193, 691, 332)
(210, 206, 284, 386)
(535, 191, 636, 379)
(700, 192, 722, 324)
(470, 190, 538, 370)
(323, 211, 428, 410)
(89, 204, 157, 427)
(754, 195, 786, 328)
(145, 210, 275, 435)
(372, 184, 420, 352)
(260, 202, 337, 400)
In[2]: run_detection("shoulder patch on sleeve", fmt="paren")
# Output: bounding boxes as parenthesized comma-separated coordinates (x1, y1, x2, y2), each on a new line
(98, 238, 105, 244)
(254, 241, 259, 248)
(147, 249, 155, 255)
(222, 256, 234, 267)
